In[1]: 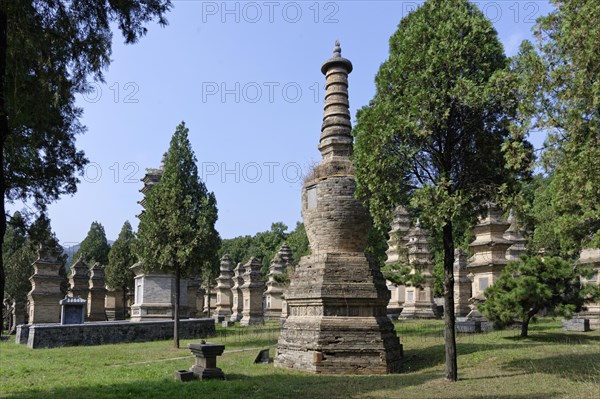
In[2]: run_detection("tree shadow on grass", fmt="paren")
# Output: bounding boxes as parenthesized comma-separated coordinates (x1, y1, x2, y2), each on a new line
(504, 331, 600, 345)
(502, 352, 600, 384)
(400, 341, 535, 373)
(2, 371, 443, 399)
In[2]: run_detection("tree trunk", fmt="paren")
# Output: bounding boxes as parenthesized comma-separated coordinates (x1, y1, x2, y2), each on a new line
(174, 264, 180, 349)
(442, 222, 458, 382)
(520, 316, 530, 338)
(0, 1, 9, 330)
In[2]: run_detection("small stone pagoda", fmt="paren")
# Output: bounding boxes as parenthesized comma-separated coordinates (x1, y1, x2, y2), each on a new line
(105, 287, 125, 320)
(275, 41, 402, 374)
(240, 257, 265, 326)
(230, 262, 245, 322)
(214, 255, 235, 322)
(87, 262, 107, 321)
(577, 248, 600, 328)
(453, 249, 471, 317)
(466, 203, 512, 300)
(27, 246, 64, 324)
(69, 257, 90, 301)
(503, 210, 527, 262)
(264, 244, 293, 320)
(385, 206, 411, 316)
(402, 220, 436, 319)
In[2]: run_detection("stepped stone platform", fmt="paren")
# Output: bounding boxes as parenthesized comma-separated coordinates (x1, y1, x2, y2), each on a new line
(15, 318, 215, 349)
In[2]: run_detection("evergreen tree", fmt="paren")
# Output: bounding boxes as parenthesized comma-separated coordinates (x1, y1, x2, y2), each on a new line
(0, 0, 172, 318)
(137, 122, 221, 348)
(479, 255, 599, 337)
(352, 0, 532, 380)
(514, 0, 600, 254)
(105, 220, 136, 319)
(72, 221, 111, 267)
(3, 212, 34, 305)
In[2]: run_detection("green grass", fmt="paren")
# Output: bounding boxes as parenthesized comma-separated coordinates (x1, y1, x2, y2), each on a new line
(1, 319, 599, 399)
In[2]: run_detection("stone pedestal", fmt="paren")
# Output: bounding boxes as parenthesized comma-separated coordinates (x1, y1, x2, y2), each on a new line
(264, 244, 293, 320)
(384, 206, 411, 315)
(129, 262, 188, 321)
(214, 255, 234, 322)
(401, 221, 436, 319)
(453, 249, 471, 317)
(27, 248, 64, 324)
(275, 42, 402, 374)
(230, 262, 245, 322)
(240, 257, 265, 326)
(105, 287, 125, 321)
(87, 263, 107, 321)
(188, 342, 225, 380)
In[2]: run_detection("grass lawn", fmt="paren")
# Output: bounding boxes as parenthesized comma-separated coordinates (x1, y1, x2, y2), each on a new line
(1, 319, 598, 399)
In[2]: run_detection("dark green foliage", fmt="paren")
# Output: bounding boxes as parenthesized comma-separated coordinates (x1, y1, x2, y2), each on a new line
(3, 212, 34, 303)
(72, 221, 111, 267)
(513, 0, 600, 254)
(285, 222, 310, 265)
(479, 255, 599, 337)
(136, 122, 220, 347)
(0, 0, 172, 319)
(105, 221, 136, 294)
(365, 224, 389, 270)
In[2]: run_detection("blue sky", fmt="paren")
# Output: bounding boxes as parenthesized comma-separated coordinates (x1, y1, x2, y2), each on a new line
(10, 0, 554, 246)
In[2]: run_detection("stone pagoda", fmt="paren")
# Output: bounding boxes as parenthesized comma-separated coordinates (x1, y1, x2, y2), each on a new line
(453, 249, 471, 317)
(466, 203, 512, 301)
(275, 41, 402, 374)
(577, 248, 600, 328)
(503, 210, 527, 262)
(384, 206, 411, 316)
(264, 244, 293, 320)
(27, 246, 64, 324)
(69, 257, 89, 302)
(230, 262, 245, 322)
(214, 255, 235, 322)
(87, 262, 107, 321)
(401, 220, 437, 319)
(105, 287, 125, 320)
(240, 257, 265, 326)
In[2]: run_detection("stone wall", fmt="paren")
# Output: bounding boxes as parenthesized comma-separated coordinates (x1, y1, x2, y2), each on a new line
(16, 318, 215, 349)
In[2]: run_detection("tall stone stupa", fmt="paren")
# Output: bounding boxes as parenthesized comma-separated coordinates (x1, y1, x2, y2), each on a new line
(275, 41, 402, 374)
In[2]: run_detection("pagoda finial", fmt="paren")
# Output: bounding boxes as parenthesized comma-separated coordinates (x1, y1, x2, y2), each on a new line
(333, 40, 341, 57)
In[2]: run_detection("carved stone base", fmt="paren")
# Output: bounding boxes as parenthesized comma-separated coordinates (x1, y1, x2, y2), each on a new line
(275, 253, 403, 374)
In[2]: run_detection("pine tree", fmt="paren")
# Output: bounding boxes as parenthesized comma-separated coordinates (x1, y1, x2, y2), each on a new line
(105, 221, 136, 319)
(137, 122, 221, 348)
(479, 255, 599, 337)
(72, 221, 111, 267)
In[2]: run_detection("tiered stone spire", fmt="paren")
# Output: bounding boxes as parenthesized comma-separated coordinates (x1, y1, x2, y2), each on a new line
(229, 262, 245, 322)
(265, 244, 294, 320)
(87, 262, 107, 321)
(385, 206, 411, 315)
(453, 249, 471, 317)
(402, 220, 436, 319)
(275, 41, 402, 374)
(27, 246, 64, 323)
(214, 255, 235, 321)
(239, 257, 265, 326)
(503, 210, 527, 262)
(466, 203, 512, 300)
(69, 257, 90, 301)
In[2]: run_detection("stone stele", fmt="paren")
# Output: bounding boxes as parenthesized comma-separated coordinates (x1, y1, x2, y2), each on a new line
(274, 41, 403, 374)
